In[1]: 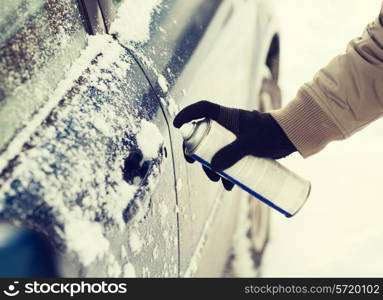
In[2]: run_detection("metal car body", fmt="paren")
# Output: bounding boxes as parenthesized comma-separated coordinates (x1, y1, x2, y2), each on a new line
(0, 0, 279, 277)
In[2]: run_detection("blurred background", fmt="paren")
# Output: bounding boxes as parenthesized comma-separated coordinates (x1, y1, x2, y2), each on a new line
(263, 0, 383, 277)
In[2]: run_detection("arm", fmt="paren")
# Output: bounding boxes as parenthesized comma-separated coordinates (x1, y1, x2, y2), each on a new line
(271, 4, 383, 157)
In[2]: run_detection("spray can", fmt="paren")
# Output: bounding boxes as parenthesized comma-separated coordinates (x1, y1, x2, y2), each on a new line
(181, 118, 311, 217)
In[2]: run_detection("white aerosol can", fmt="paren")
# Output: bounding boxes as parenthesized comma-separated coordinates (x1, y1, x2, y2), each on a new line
(182, 118, 311, 217)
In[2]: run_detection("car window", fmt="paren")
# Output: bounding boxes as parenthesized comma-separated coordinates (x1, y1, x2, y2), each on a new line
(109, 0, 221, 111)
(0, 0, 88, 155)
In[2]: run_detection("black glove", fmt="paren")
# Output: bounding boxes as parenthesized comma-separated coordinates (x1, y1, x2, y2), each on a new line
(173, 101, 297, 190)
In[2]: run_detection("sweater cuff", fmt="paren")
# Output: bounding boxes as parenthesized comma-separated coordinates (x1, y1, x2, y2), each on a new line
(270, 89, 344, 158)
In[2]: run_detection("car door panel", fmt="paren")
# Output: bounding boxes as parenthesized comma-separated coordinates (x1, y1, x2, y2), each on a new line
(110, 0, 259, 276)
(0, 3, 178, 277)
(109, 0, 225, 276)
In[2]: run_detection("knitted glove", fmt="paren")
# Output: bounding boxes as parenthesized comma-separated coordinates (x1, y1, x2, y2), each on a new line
(173, 101, 297, 190)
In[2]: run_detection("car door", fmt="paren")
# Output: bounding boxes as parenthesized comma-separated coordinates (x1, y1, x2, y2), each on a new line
(108, 0, 259, 276)
(0, 0, 178, 277)
(177, 0, 260, 276)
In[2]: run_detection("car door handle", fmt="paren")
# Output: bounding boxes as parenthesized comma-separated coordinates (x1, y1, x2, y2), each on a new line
(122, 147, 165, 222)
(123, 150, 150, 185)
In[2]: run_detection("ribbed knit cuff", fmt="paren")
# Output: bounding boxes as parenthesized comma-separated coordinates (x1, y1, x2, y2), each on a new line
(270, 89, 344, 158)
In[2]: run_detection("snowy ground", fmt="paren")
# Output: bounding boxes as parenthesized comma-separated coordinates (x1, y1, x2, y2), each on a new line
(262, 0, 383, 277)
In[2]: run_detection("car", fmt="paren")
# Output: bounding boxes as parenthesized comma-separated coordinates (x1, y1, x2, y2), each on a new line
(0, 0, 281, 277)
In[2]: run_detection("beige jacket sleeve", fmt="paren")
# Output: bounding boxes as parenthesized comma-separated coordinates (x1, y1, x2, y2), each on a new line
(271, 4, 383, 158)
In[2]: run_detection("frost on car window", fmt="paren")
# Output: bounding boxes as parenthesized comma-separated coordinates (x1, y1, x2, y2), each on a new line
(0, 1, 42, 45)
(0, 34, 166, 270)
(0, 0, 88, 155)
(110, 0, 163, 45)
(110, 0, 220, 118)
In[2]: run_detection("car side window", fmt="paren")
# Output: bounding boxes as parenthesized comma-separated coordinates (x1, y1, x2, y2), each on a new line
(0, 0, 88, 154)
(108, 0, 221, 107)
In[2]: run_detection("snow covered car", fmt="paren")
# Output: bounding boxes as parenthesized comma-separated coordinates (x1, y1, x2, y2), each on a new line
(0, 0, 281, 277)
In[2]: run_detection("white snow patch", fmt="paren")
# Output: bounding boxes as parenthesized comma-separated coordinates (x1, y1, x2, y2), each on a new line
(106, 182, 138, 230)
(167, 96, 179, 117)
(160, 97, 167, 107)
(91, 115, 114, 137)
(176, 178, 183, 192)
(136, 120, 164, 159)
(129, 230, 143, 255)
(123, 262, 136, 277)
(158, 74, 168, 93)
(110, 0, 162, 44)
(107, 254, 122, 277)
(65, 218, 109, 267)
